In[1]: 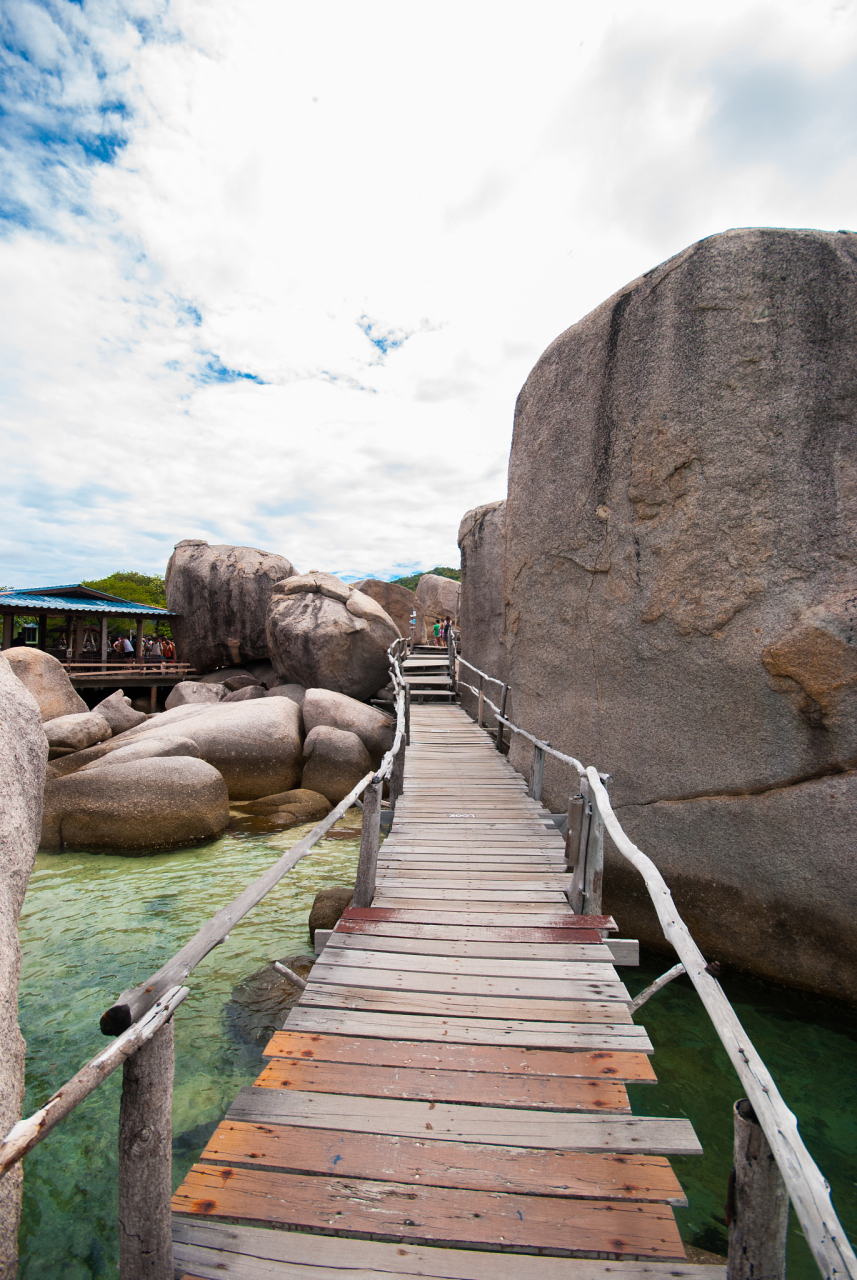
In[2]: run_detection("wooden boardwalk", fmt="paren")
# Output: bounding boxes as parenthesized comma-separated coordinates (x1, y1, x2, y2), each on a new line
(173, 705, 715, 1279)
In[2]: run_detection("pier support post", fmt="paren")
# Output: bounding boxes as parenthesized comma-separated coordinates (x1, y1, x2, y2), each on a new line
(100, 615, 108, 662)
(353, 780, 382, 908)
(1, 614, 11, 650)
(134, 617, 144, 662)
(727, 1099, 788, 1280)
(404, 684, 411, 747)
(477, 675, 484, 728)
(495, 683, 509, 752)
(389, 737, 405, 807)
(565, 792, 585, 872)
(118, 1020, 174, 1280)
(528, 745, 545, 802)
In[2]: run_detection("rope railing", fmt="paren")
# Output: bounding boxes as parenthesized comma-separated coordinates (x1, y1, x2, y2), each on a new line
(1, 639, 410, 1280)
(454, 646, 857, 1280)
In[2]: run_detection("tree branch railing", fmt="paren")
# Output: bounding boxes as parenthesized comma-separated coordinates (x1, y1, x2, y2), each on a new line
(453, 646, 857, 1280)
(1, 638, 409, 1279)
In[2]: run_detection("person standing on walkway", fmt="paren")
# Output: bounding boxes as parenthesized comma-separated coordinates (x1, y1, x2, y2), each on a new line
(433, 619, 441, 646)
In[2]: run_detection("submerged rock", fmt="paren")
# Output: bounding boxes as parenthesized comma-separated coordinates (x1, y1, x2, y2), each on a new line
(225, 954, 315, 1049)
(309, 886, 354, 941)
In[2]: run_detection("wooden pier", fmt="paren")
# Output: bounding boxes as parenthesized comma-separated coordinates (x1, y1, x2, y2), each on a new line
(172, 706, 715, 1278)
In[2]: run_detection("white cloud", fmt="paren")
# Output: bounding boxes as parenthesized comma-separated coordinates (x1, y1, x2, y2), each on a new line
(2, 0, 857, 585)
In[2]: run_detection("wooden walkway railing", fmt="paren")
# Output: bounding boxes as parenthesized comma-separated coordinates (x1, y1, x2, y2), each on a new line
(455, 653, 857, 1280)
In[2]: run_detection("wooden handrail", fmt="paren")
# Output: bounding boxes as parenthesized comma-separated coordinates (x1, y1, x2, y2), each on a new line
(456, 654, 857, 1280)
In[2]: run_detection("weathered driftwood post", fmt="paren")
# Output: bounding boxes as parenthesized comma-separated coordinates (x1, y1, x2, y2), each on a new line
(0, 656, 47, 1280)
(404, 684, 411, 747)
(447, 631, 456, 691)
(495, 683, 509, 752)
(568, 776, 591, 912)
(528, 744, 545, 802)
(389, 737, 405, 807)
(477, 675, 484, 728)
(565, 791, 585, 872)
(118, 1022, 175, 1280)
(353, 780, 382, 908)
(581, 786, 604, 915)
(727, 1099, 789, 1280)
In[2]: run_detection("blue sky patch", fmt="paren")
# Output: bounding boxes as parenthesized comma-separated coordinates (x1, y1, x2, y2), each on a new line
(358, 314, 410, 359)
(197, 354, 266, 385)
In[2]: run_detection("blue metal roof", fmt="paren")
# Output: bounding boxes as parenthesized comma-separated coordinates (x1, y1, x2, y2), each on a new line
(0, 584, 176, 616)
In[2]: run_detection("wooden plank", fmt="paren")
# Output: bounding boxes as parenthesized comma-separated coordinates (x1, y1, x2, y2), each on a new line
(173, 1219, 723, 1280)
(260, 1033, 658, 1082)
(371, 898, 570, 911)
(194, 1121, 683, 1202)
(224, 1088, 702, 1154)
(325, 931, 616, 962)
(173, 1166, 686, 1259)
(315, 949, 625, 982)
(336, 920, 606, 945)
(254, 1058, 631, 1112)
(298, 982, 634, 1024)
(284, 1006, 652, 1050)
(307, 962, 630, 1002)
(342, 908, 617, 931)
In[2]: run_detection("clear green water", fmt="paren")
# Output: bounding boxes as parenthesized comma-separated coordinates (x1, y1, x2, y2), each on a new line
(17, 820, 361, 1280)
(625, 955, 857, 1271)
(16, 843, 857, 1277)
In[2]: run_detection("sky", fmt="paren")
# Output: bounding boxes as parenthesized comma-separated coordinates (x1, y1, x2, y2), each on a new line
(2, 0, 857, 586)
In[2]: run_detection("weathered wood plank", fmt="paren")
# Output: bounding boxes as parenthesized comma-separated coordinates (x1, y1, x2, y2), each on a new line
(254, 1058, 631, 1111)
(224, 1088, 701, 1154)
(325, 931, 616, 961)
(260, 1033, 657, 1081)
(173, 1218, 721, 1280)
(197, 1121, 681, 1201)
(173, 1166, 686, 1259)
(308, 961, 630, 1002)
(336, 920, 606, 944)
(316, 949, 625, 982)
(284, 1006, 652, 1050)
(298, 982, 634, 1024)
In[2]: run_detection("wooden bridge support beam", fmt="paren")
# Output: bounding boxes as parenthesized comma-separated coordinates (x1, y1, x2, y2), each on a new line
(118, 1020, 174, 1280)
(353, 781, 382, 908)
(727, 1099, 788, 1280)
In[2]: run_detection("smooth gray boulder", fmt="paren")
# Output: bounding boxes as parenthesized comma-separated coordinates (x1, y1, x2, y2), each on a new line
(301, 725, 373, 804)
(41, 757, 229, 851)
(77, 735, 201, 772)
(46, 704, 213, 777)
(43, 711, 112, 752)
(4, 647, 87, 721)
(457, 500, 508, 725)
(416, 573, 460, 628)
(504, 226, 857, 1001)
(165, 539, 297, 672)
(92, 690, 148, 734)
(0, 656, 47, 1274)
(198, 666, 251, 685)
(223, 685, 267, 702)
(303, 688, 394, 766)
(234, 788, 331, 820)
(351, 579, 425, 643)
(265, 683, 306, 705)
(266, 573, 400, 702)
(165, 680, 225, 710)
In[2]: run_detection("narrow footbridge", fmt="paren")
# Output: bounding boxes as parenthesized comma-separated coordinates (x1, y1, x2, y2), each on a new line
(172, 706, 712, 1277)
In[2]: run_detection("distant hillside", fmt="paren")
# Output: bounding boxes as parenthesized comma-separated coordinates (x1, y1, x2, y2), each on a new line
(392, 566, 461, 592)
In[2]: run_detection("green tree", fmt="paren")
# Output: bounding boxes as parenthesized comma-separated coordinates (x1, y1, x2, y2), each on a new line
(391, 566, 461, 592)
(81, 572, 171, 638)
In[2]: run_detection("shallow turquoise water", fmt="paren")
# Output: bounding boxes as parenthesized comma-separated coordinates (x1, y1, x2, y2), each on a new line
(17, 819, 361, 1279)
(15, 842, 857, 1277)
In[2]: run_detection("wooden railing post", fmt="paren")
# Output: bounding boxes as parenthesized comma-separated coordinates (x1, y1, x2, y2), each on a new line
(495, 683, 509, 751)
(581, 787, 604, 916)
(528, 744, 545, 802)
(389, 736, 405, 808)
(118, 1021, 175, 1280)
(477, 675, 484, 727)
(565, 791, 585, 872)
(568, 777, 591, 912)
(404, 684, 411, 747)
(353, 780, 382, 908)
(447, 632, 456, 692)
(727, 1099, 789, 1280)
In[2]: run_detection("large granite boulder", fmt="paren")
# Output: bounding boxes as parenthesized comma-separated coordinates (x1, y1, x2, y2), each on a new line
(266, 573, 400, 702)
(416, 573, 460, 628)
(92, 690, 148, 734)
(41, 757, 229, 851)
(457, 500, 508, 724)
(77, 734, 201, 771)
(4, 647, 87, 721)
(301, 725, 373, 804)
(165, 680, 225, 709)
(351, 580, 425, 643)
(303, 688, 394, 767)
(0, 656, 47, 1274)
(505, 226, 857, 1001)
(165, 539, 297, 672)
(43, 711, 112, 753)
